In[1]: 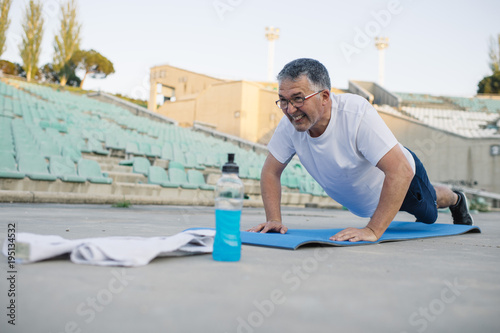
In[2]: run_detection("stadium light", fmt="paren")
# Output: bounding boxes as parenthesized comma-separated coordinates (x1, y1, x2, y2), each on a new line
(375, 37, 389, 86)
(265, 26, 280, 82)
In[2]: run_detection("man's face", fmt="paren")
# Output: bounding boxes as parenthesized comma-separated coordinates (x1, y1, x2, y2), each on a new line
(278, 76, 330, 137)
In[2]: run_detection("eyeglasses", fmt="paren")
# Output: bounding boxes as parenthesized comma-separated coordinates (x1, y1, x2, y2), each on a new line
(275, 90, 323, 110)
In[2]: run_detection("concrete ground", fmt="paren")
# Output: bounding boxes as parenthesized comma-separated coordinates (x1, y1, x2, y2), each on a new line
(0, 203, 499, 333)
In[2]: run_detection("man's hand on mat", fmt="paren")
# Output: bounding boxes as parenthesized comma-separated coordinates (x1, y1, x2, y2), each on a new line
(329, 227, 378, 242)
(246, 221, 288, 234)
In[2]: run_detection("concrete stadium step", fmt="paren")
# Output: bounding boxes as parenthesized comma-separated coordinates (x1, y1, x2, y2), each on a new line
(0, 177, 340, 208)
(100, 164, 133, 173)
(106, 171, 147, 184)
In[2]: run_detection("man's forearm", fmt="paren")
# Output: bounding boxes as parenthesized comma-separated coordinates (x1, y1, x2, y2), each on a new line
(261, 172, 283, 223)
(367, 172, 413, 239)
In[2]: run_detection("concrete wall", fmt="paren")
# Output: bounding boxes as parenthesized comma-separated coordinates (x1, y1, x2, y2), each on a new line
(149, 65, 224, 111)
(157, 98, 196, 127)
(194, 81, 243, 137)
(380, 111, 500, 193)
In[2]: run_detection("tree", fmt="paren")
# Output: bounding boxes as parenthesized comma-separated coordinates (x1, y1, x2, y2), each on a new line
(19, 0, 44, 81)
(0, 59, 22, 75)
(489, 34, 500, 73)
(71, 49, 115, 88)
(53, 0, 81, 86)
(39, 62, 80, 86)
(0, 0, 12, 58)
(478, 34, 500, 94)
(477, 71, 500, 94)
(39, 63, 59, 83)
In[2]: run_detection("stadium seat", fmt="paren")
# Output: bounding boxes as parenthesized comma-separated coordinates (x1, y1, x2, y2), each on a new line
(168, 161, 185, 170)
(132, 157, 151, 176)
(185, 152, 205, 170)
(160, 142, 173, 160)
(139, 142, 151, 155)
(187, 170, 214, 190)
(168, 168, 198, 189)
(125, 142, 141, 156)
(203, 154, 220, 168)
(147, 166, 178, 188)
(0, 153, 25, 179)
(62, 145, 82, 163)
(77, 159, 113, 184)
(18, 155, 57, 181)
(150, 144, 162, 158)
(248, 166, 261, 180)
(172, 146, 187, 165)
(87, 137, 110, 156)
(49, 156, 86, 183)
(39, 140, 61, 159)
(105, 134, 126, 151)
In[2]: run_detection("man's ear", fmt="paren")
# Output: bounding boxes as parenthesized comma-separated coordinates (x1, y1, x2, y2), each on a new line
(321, 89, 330, 105)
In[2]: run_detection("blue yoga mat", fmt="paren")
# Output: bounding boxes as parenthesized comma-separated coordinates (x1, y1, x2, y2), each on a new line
(239, 222, 481, 250)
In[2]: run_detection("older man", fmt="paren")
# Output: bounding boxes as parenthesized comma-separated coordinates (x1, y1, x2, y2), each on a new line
(248, 58, 473, 242)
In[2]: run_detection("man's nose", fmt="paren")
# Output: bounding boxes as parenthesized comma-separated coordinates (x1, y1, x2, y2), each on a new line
(284, 102, 298, 115)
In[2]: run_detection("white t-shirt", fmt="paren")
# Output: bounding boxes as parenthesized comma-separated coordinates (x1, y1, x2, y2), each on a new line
(268, 93, 415, 218)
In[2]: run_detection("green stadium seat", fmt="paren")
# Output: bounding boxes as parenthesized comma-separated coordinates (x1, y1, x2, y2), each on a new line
(105, 134, 126, 151)
(62, 145, 82, 163)
(18, 155, 57, 181)
(203, 154, 220, 168)
(150, 144, 162, 158)
(147, 166, 178, 188)
(77, 159, 113, 184)
(87, 137, 110, 156)
(168, 168, 198, 189)
(299, 180, 314, 195)
(132, 157, 151, 176)
(125, 142, 141, 156)
(49, 156, 86, 183)
(0, 153, 25, 179)
(39, 140, 61, 159)
(168, 161, 185, 170)
(139, 142, 157, 158)
(185, 152, 205, 170)
(187, 170, 214, 190)
(161, 142, 173, 160)
(248, 166, 261, 180)
(173, 153, 187, 166)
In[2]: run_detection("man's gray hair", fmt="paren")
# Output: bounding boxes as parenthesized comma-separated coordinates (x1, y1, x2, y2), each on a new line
(277, 58, 331, 91)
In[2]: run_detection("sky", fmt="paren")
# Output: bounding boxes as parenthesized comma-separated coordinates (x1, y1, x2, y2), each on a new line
(2, 0, 500, 100)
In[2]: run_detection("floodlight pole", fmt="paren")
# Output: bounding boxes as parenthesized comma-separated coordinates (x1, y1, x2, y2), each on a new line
(375, 37, 389, 86)
(265, 26, 280, 82)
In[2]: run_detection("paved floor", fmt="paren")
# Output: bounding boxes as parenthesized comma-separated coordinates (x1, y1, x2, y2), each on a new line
(0, 203, 499, 333)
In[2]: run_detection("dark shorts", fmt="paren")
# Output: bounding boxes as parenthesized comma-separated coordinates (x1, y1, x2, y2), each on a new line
(399, 149, 438, 224)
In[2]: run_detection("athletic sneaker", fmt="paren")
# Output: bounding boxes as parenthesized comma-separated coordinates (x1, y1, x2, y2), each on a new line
(450, 191, 474, 225)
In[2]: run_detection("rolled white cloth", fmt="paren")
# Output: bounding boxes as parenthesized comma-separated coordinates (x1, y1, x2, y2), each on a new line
(2, 229, 214, 267)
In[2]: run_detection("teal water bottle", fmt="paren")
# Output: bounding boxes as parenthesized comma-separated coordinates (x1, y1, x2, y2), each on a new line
(212, 153, 244, 261)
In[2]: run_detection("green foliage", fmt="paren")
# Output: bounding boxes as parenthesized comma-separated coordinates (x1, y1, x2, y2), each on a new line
(71, 49, 115, 88)
(39, 63, 59, 83)
(114, 93, 147, 108)
(19, 0, 44, 81)
(112, 199, 131, 208)
(478, 34, 500, 94)
(0, 0, 12, 57)
(0, 59, 22, 75)
(53, 0, 81, 86)
(477, 71, 500, 94)
(489, 34, 500, 73)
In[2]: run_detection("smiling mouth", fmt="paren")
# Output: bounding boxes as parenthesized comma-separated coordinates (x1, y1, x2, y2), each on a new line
(292, 114, 305, 122)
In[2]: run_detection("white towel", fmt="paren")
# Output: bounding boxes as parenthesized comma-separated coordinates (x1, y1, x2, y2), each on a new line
(2, 229, 214, 267)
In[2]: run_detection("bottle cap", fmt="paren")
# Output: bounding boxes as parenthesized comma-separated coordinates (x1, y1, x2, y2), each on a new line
(222, 153, 239, 174)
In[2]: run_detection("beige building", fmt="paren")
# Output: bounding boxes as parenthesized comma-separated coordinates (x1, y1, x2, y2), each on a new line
(148, 65, 343, 144)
